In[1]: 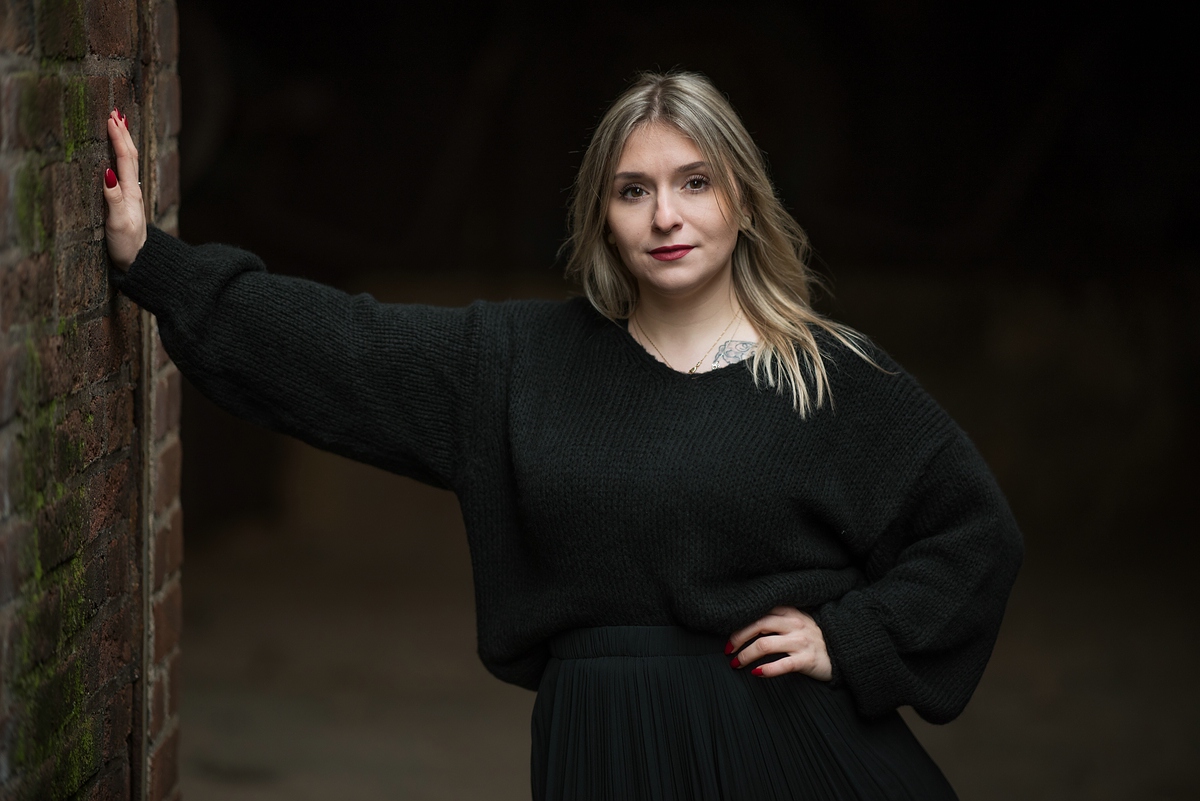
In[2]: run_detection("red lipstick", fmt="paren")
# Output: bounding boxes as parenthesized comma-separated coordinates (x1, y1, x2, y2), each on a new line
(649, 245, 694, 261)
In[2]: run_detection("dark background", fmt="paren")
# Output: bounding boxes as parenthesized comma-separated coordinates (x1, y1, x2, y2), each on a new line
(169, 2, 1199, 798)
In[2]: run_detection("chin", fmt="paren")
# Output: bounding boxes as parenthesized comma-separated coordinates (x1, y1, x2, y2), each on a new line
(636, 266, 726, 298)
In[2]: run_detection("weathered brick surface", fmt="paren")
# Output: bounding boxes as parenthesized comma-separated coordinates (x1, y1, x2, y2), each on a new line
(1, 1, 182, 798)
(85, 0, 137, 59)
(152, 504, 182, 592)
(151, 580, 181, 664)
(152, 367, 179, 442)
(153, 0, 178, 65)
(0, 0, 37, 56)
(153, 437, 181, 517)
(155, 73, 181, 141)
(148, 725, 179, 801)
(154, 147, 179, 212)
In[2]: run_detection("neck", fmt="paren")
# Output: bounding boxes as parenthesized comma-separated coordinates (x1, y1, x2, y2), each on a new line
(634, 272, 738, 339)
(631, 274, 750, 372)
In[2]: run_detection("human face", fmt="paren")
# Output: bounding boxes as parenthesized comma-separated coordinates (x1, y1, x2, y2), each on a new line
(606, 123, 741, 304)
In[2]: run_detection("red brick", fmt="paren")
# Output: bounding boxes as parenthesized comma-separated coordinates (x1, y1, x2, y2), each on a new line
(155, 147, 179, 213)
(0, 342, 25, 424)
(98, 526, 134, 601)
(80, 74, 112, 145)
(3, 73, 62, 152)
(96, 601, 135, 690)
(152, 504, 182, 590)
(56, 238, 109, 318)
(8, 582, 67, 674)
(154, 1, 178, 64)
(9, 158, 53, 253)
(0, 0, 36, 55)
(153, 438, 181, 516)
(148, 672, 165, 740)
(0, 165, 10, 249)
(100, 680, 133, 760)
(0, 252, 55, 333)
(37, 315, 131, 401)
(85, 0, 136, 58)
(106, 384, 135, 455)
(111, 76, 139, 143)
(50, 148, 106, 236)
(166, 649, 181, 718)
(155, 72, 181, 141)
(153, 366, 180, 442)
(0, 518, 34, 605)
(56, 402, 100, 472)
(151, 580, 181, 662)
(86, 460, 133, 541)
(34, 482, 91, 570)
(152, 323, 170, 370)
(148, 724, 179, 801)
(79, 755, 130, 801)
(37, 0, 87, 59)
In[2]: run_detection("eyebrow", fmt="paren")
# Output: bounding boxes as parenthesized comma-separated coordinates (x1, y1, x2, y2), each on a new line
(613, 161, 708, 181)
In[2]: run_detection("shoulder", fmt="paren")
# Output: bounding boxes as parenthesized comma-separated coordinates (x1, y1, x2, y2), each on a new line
(809, 323, 961, 461)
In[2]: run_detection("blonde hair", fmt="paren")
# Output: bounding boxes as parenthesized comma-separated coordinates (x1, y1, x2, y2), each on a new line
(563, 70, 876, 416)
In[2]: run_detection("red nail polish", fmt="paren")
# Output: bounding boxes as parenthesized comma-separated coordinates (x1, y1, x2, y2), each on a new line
(751, 667, 764, 677)
(729, 657, 739, 668)
(724, 641, 734, 655)
(105, 168, 117, 189)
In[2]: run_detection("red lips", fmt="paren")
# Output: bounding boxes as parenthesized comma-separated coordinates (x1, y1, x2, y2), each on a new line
(649, 245, 694, 261)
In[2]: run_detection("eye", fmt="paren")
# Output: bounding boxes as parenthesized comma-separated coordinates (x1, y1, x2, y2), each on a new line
(619, 185, 648, 199)
(684, 175, 710, 192)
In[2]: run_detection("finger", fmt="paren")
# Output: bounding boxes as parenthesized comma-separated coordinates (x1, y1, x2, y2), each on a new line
(108, 112, 140, 187)
(751, 655, 812, 679)
(727, 613, 797, 655)
(730, 633, 789, 668)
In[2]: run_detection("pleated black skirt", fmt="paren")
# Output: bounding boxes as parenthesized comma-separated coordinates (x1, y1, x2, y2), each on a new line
(531, 626, 957, 801)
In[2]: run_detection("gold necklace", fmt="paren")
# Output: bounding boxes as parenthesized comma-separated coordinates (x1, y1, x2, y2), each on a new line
(634, 309, 741, 374)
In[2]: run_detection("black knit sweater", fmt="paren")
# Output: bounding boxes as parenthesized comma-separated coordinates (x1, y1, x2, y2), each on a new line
(112, 227, 1023, 724)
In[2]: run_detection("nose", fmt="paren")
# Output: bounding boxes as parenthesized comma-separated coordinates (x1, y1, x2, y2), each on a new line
(652, 192, 683, 233)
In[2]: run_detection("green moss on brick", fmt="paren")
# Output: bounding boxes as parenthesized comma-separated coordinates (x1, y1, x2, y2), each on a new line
(62, 78, 86, 163)
(15, 160, 48, 253)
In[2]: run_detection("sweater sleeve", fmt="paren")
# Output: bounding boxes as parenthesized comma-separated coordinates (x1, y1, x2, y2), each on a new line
(813, 425, 1024, 724)
(109, 226, 482, 489)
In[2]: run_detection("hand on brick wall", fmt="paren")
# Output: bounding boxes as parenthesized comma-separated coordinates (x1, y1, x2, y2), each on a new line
(102, 109, 148, 271)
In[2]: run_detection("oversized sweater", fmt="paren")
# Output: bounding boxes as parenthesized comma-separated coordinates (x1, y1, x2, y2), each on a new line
(111, 226, 1024, 724)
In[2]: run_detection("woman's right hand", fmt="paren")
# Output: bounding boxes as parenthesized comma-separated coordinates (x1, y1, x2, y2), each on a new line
(102, 109, 147, 271)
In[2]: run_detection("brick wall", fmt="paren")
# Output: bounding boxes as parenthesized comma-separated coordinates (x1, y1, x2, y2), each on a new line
(0, 0, 182, 799)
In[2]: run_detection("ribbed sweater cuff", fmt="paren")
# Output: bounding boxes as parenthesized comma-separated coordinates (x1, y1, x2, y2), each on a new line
(815, 596, 897, 717)
(108, 225, 202, 315)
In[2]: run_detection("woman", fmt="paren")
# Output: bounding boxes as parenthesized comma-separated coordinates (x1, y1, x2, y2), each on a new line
(102, 72, 1022, 800)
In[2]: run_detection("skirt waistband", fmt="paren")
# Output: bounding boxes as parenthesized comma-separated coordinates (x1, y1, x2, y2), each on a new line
(548, 626, 727, 659)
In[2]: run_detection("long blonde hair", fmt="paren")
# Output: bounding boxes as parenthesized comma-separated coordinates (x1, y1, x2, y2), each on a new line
(563, 70, 875, 416)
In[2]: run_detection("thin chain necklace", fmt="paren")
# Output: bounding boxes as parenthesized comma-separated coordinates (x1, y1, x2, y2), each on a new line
(633, 308, 741, 374)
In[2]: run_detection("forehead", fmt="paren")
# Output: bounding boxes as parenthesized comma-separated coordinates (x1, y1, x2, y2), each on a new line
(615, 122, 705, 173)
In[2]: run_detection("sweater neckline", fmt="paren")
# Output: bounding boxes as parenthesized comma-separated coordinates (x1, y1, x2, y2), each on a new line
(608, 313, 753, 384)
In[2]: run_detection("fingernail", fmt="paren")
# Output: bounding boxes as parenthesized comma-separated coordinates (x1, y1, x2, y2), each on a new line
(751, 667, 763, 677)
(724, 641, 734, 655)
(729, 657, 739, 669)
(104, 168, 117, 189)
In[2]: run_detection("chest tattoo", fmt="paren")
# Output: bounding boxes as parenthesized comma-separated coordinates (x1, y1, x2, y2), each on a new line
(712, 340, 757, 368)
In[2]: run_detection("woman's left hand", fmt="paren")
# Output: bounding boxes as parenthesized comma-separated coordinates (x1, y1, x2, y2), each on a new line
(726, 606, 832, 681)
